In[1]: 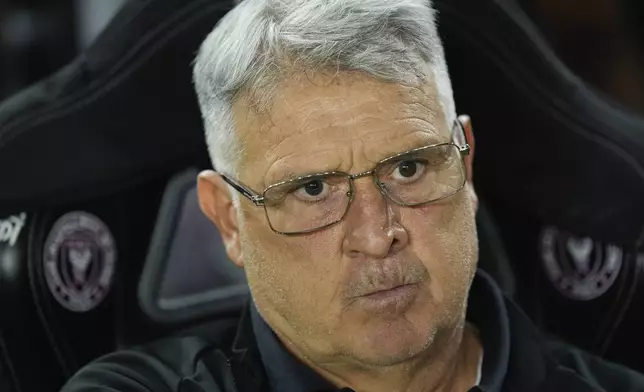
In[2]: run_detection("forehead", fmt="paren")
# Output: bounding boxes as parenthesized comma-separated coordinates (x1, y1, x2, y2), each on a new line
(233, 71, 448, 183)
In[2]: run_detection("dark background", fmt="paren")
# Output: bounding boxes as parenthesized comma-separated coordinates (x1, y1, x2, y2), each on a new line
(1, 0, 643, 114)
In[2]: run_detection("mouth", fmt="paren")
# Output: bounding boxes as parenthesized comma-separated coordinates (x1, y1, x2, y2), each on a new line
(363, 283, 415, 298)
(356, 283, 420, 312)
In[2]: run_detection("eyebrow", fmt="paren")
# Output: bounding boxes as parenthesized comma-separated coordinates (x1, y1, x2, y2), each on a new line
(266, 170, 301, 185)
(380, 136, 446, 157)
(265, 167, 340, 187)
(264, 138, 449, 187)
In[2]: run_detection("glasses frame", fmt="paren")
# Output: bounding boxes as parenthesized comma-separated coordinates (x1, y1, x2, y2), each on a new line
(220, 120, 471, 235)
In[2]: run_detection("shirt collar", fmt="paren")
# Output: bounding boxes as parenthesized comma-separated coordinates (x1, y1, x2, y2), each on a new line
(466, 269, 510, 392)
(250, 302, 335, 392)
(250, 269, 511, 392)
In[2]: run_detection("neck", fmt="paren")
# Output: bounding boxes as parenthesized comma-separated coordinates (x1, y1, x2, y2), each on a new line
(303, 323, 482, 392)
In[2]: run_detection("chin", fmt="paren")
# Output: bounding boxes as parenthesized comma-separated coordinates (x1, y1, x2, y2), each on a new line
(348, 318, 437, 367)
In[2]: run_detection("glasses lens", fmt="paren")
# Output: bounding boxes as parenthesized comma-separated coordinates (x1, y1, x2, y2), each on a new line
(376, 144, 465, 205)
(263, 173, 351, 234)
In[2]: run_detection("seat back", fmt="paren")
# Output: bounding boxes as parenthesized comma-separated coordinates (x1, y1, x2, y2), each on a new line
(434, 0, 644, 371)
(0, 1, 237, 391)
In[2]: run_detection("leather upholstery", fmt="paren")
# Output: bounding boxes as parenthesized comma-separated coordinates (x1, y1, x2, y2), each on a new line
(434, 0, 644, 372)
(0, 1, 237, 391)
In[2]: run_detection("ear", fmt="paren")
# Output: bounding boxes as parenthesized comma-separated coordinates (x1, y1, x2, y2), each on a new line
(458, 114, 478, 211)
(197, 170, 244, 268)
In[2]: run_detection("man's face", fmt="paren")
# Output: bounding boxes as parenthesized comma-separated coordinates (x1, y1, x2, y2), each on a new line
(203, 71, 478, 366)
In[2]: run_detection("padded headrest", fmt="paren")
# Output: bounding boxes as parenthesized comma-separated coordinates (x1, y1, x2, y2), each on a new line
(0, 2, 238, 391)
(0, 0, 235, 216)
(435, 0, 644, 246)
(139, 169, 248, 325)
(434, 0, 644, 370)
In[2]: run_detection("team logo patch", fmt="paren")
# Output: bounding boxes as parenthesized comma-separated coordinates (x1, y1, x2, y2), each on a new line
(540, 226, 622, 301)
(43, 212, 116, 312)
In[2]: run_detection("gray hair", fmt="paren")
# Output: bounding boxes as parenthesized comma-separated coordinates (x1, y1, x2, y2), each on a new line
(193, 0, 455, 178)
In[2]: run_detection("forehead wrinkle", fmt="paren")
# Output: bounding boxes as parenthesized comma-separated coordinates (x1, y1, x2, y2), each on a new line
(258, 74, 434, 140)
(259, 105, 371, 183)
(244, 116, 341, 187)
(362, 129, 439, 166)
(264, 147, 348, 185)
(285, 96, 345, 126)
(262, 120, 351, 170)
(390, 101, 439, 122)
(390, 117, 445, 140)
(262, 95, 362, 154)
(265, 124, 424, 185)
(237, 72, 448, 186)
(257, 113, 445, 184)
(394, 82, 445, 121)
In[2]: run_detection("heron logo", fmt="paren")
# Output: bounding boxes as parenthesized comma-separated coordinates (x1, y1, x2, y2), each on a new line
(43, 212, 116, 312)
(0, 213, 27, 247)
(540, 226, 622, 301)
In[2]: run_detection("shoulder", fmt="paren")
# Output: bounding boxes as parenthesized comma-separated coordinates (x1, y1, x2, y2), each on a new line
(61, 336, 230, 392)
(546, 339, 644, 392)
(502, 295, 644, 391)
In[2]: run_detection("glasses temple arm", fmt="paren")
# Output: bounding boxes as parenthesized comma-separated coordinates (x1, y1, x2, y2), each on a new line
(220, 174, 265, 206)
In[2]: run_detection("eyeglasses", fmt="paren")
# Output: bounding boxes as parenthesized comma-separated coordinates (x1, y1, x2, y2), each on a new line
(220, 120, 470, 235)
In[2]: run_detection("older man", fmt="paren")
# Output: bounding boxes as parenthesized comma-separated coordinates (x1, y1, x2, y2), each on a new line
(63, 0, 644, 391)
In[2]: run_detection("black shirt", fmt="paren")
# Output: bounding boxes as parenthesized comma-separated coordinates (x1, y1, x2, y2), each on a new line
(62, 269, 644, 392)
(250, 270, 509, 392)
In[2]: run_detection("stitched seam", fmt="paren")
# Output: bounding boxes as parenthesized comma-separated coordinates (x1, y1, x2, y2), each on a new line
(439, 1, 644, 128)
(439, 4, 644, 182)
(0, 0, 227, 150)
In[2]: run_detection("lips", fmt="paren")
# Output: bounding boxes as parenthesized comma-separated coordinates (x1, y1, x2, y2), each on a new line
(354, 282, 421, 313)
(345, 260, 429, 302)
(357, 272, 422, 298)
(363, 283, 411, 297)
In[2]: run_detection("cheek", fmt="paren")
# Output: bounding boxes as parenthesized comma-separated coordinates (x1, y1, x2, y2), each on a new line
(241, 217, 343, 318)
(403, 194, 478, 301)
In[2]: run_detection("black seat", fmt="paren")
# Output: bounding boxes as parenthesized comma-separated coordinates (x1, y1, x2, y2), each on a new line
(434, 0, 644, 372)
(138, 168, 248, 328)
(0, 1, 238, 391)
(0, 1, 516, 391)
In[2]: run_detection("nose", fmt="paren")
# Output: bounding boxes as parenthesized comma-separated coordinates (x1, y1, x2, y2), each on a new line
(342, 178, 409, 259)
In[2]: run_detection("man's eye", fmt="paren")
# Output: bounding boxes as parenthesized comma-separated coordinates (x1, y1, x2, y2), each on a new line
(392, 160, 426, 182)
(293, 179, 328, 200)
